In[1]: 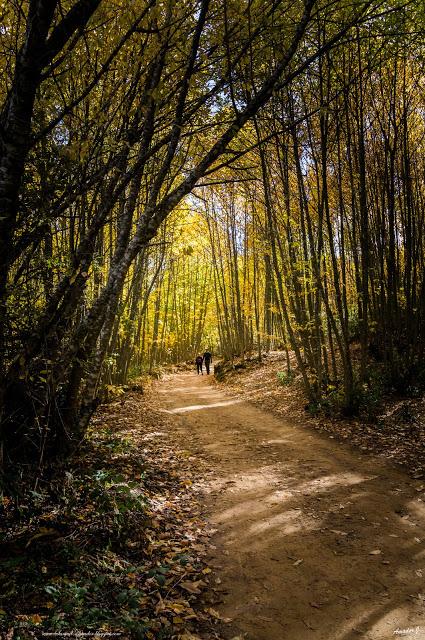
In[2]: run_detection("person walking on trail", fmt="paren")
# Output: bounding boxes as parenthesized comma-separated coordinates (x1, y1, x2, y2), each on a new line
(203, 350, 212, 375)
(195, 355, 203, 375)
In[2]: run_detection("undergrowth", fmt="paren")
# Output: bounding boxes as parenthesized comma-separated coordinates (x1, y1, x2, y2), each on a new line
(0, 393, 217, 640)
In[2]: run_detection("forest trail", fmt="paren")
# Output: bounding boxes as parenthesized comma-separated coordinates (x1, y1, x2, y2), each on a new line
(158, 372, 425, 640)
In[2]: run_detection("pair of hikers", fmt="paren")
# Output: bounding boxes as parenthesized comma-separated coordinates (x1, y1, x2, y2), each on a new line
(196, 351, 212, 375)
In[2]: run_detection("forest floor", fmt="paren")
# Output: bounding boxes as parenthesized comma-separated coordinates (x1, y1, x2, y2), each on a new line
(3, 365, 425, 640)
(216, 351, 425, 481)
(157, 369, 425, 640)
(0, 386, 220, 640)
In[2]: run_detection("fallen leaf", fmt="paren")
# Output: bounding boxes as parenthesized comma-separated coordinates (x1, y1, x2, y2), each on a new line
(169, 603, 186, 614)
(25, 528, 59, 548)
(330, 529, 348, 536)
(180, 580, 204, 594)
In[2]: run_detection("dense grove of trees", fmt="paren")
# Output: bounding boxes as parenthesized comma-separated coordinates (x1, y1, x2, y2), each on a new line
(115, 8, 425, 413)
(211, 19, 425, 412)
(0, 0, 422, 475)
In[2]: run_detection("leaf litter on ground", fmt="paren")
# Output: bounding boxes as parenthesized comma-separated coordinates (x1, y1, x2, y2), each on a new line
(0, 384, 227, 639)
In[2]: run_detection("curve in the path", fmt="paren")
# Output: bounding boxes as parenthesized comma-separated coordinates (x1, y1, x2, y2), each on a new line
(158, 371, 425, 640)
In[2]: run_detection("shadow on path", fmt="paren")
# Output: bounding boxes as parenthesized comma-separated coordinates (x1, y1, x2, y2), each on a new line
(158, 372, 425, 640)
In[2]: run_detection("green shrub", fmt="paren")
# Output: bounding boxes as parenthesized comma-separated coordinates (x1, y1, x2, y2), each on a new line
(276, 370, 295, 386)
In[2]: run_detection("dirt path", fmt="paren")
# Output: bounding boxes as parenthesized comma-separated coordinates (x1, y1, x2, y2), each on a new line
(158, 372, 425, 640)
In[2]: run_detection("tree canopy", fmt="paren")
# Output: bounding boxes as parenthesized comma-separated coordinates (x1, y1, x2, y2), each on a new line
(0, 0, 423, 469)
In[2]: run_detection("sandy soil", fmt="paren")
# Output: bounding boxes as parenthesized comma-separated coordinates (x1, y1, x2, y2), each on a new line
(157, 371, 425, 640)
(216, 352, 425, 481)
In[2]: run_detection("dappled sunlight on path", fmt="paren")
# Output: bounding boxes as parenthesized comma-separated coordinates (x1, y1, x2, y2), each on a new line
(162, 398, 243, 414)
(158, 372, 425, 640)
